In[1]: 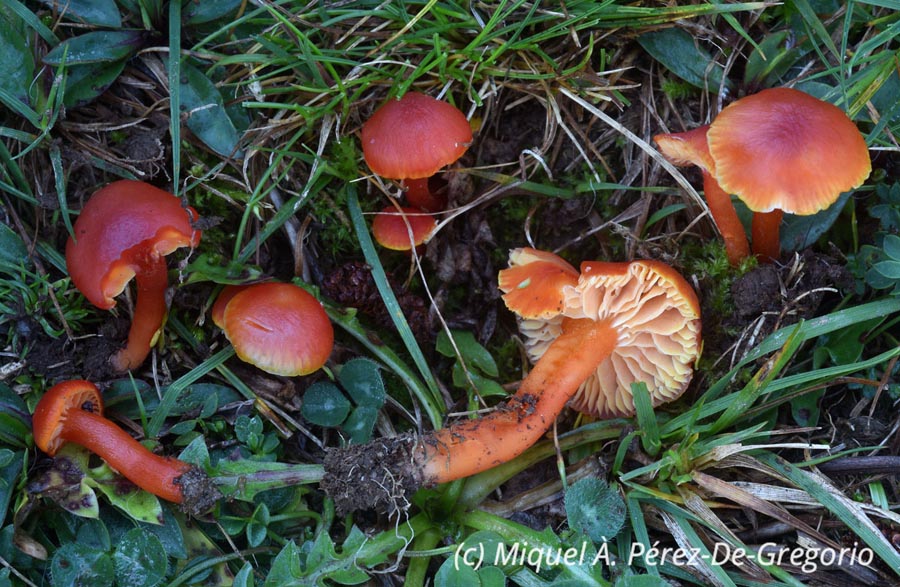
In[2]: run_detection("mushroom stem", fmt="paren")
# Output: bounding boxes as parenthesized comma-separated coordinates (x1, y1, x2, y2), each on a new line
(418, 317, 617, 484)
(58, 407, 191, 503)
(702, 170, 750, 266)
(750, 209, 784, 264)
(110, 253, 169, 372)
(403, 177, 446, 212)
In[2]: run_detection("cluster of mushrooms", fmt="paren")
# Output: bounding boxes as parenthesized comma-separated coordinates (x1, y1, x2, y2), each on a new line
(32, 85, 870, 515)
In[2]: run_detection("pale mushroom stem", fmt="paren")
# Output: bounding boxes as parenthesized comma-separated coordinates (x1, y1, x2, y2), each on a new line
(702, 170, 751, 266)
(111, 254, 169, 372)
(751, 209, 784, 264)
(418, 317, 617, 485)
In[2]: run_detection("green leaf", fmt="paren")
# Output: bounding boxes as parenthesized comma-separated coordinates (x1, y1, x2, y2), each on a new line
(113, 528, 167, 587)
(300, 382, 350, 428)
(638, 27, 730, 91)
(246, 504, 270, 548)
(436, 330, 499, 377)
(31, 446, 100, 519)
(50, 544, 115, 587)
(0, 9, 36, 108)
(43, 30, 144, 65)
(780, 192, 851, 253)
(743, 31, 802, 86)
(0, 382, 31, 447)
(883, 234, 900, 260)
(632, 382, 660, 457)
(338, 358, 386, 409)
(343, 406, 380, 444)
(88, 461, 164, 525)
(179, 61, 243, 158)
(0, 223, 29, 275)
(565, 477, 626, 543)
(182, 0, 243, 25)
(450, 364, 507, 398)
(61, 59, 127, 107)
(0, 451, 23, 523)
(874, 260, 900, 280)
(38, 0, 121, 27)
(234, 563, 255, 587)
(183, 252, 264, 285)
(435, 556, 481, 587)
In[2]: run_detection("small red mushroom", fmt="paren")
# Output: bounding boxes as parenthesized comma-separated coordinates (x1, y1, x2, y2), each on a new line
(213, 282, 333, 376)
(362, 92, 472, 212)
(66, 180, 201, 371)
(370, 206, 437, 251)
(32, 380, 208, 507)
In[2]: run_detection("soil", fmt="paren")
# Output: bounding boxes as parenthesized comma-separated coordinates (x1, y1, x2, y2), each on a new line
(321, 434, 425, 517)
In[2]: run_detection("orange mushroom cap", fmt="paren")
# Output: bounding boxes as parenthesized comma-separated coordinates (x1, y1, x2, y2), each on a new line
(362, 92, 472, 180)
(218, 282, 334, 376)
(66, 180, 200, 310)
(371, 206, 437, 251)
(707, 87, 871, 215)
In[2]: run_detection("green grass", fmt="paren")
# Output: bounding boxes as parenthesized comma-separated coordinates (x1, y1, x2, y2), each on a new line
(2, 1, 900, 586)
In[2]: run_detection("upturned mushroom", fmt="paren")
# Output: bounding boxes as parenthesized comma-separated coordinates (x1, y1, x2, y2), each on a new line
(66, 180, 201, 371)
(32, 380, 219, 513)
(361, 91, 472, 213)
(212, 282, 333, 376)
(323, 248, 701, 512)
(655, 88, 871, 264)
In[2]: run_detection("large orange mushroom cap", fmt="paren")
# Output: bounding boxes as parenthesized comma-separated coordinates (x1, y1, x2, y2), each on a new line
(218, 282, 334, 376)
(361, 92, 472, 180)
(561, 260, 701, 418)
(707, 87, 871, 216)
(66, 180, 200, 309)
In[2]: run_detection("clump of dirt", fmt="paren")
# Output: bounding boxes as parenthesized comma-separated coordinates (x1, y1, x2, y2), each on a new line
(321, 434, 425, 516)
(175, 466, 222, 517)
(728, 251, 852, 348)
(320, 261, 433, 343)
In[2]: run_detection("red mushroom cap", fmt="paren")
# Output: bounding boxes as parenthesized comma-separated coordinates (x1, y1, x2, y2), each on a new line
(362, 92, 472, 180)
(218, 282, 334, 376)
(66, 180, 200, 310)
(371, 206, 437, 251)
(707, 87, 871, 215)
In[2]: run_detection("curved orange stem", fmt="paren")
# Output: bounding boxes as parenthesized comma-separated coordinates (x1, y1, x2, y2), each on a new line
(111, 253, 168, 371)
(419, 318, 617, 484)
(751, 209, 784, 264)
(60, 407, 190, 503)
(703, 171, 750, 266)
